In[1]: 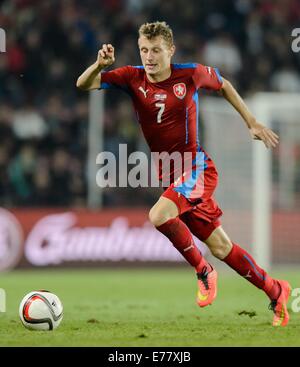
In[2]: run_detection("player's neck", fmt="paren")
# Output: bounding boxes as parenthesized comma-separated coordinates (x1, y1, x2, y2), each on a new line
(146, 66, 172, 83)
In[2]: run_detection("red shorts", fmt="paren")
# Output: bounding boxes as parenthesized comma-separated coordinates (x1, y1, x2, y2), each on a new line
(162, 159, 222, 241)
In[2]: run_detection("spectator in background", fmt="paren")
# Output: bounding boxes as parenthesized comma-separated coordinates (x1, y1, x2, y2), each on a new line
(202, 32, 242, 83)
(270, 62, 300, 93)
(12, 103, 48, 140)
(8, 144, 37, 205)
(50, 149, 72, 206)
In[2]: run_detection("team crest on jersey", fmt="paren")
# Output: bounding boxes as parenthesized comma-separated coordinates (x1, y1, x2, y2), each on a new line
(173, 83, 186, 99)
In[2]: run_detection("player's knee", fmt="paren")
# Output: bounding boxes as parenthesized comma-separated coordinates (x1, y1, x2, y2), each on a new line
(148, 207, 175, 227)
(210, 238, 232, 259)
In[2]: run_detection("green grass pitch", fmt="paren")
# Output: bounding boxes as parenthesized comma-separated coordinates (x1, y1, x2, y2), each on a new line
(0, 267, 299, 346)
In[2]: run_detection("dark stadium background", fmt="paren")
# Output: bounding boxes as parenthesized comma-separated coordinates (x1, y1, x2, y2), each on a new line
(1, 0, 299, 207)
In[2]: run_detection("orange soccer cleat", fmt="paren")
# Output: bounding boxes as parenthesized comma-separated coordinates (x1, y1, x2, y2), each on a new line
(269, 279, 292, 327)
(196, 266, 218, 307)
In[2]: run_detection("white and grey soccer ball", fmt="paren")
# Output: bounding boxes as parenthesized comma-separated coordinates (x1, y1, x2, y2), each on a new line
(19, 290, 63, 331)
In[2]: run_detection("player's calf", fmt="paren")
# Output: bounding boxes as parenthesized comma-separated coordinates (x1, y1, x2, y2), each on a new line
(204, 226, 233, 260)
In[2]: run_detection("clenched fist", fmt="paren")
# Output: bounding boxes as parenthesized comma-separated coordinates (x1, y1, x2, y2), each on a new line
(97, 44, 115, 67)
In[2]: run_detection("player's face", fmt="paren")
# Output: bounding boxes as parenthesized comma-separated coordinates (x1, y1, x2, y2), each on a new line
(138, 36, 175, 77)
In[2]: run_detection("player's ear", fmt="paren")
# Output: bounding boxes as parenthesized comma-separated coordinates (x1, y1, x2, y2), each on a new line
(170, 44, 175, 57)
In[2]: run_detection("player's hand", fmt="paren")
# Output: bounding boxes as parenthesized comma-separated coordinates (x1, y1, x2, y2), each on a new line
(96, 44, 115, 68)
(249, 121, 279, 149)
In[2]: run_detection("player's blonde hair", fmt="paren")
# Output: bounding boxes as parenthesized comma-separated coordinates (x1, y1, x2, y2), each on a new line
(138, 21, 174, 48)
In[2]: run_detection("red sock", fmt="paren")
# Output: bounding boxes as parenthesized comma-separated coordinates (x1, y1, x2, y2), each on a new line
(156, 218, 210, 273)
(223, 243, 280, 300)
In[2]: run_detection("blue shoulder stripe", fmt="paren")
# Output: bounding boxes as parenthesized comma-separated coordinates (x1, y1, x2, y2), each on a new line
(214, 67, 223, 84)
(133, 64, 197, 70)
(172, 63, 197, 69)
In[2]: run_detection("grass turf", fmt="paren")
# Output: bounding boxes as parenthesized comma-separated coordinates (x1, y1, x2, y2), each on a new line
(0, 267, 299, 346)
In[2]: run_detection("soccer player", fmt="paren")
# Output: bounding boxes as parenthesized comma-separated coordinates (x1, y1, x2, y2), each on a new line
(77, 21, 291, 326)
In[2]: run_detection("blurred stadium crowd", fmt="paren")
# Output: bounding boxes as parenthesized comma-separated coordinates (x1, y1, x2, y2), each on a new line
(0, 0, 300, 207)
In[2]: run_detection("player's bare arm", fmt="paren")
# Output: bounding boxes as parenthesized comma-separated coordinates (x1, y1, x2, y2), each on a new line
(220, 78, 279, 149)
(76, 44, 115, 91)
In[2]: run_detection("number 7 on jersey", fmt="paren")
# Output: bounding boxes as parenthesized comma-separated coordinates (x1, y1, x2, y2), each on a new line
(155, 103, 165, 123)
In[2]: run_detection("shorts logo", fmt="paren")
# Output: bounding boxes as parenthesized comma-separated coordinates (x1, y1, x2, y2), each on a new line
(173, 83, 186, 99)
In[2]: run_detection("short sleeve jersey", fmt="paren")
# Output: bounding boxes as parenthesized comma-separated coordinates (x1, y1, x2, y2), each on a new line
(100, 63, 223, 179)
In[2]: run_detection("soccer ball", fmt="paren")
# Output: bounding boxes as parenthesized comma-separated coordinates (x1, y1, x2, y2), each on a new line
(19, 290, 63, 331)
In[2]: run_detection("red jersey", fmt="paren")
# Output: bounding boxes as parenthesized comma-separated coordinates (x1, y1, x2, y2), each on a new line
(100, 63, 223, 183)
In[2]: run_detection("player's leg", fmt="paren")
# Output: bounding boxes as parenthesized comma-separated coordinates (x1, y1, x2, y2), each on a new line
(180, 213, 221, 307)
(204, 226, 291, 326)
(150, 153, 221, 307)
(163, 157, 221, 307)
(203, 225, 280, 297)
(149, 195, 211, 275)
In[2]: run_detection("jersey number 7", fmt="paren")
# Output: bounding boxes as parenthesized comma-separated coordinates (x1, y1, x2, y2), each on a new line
(155, 103, 165, 123)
